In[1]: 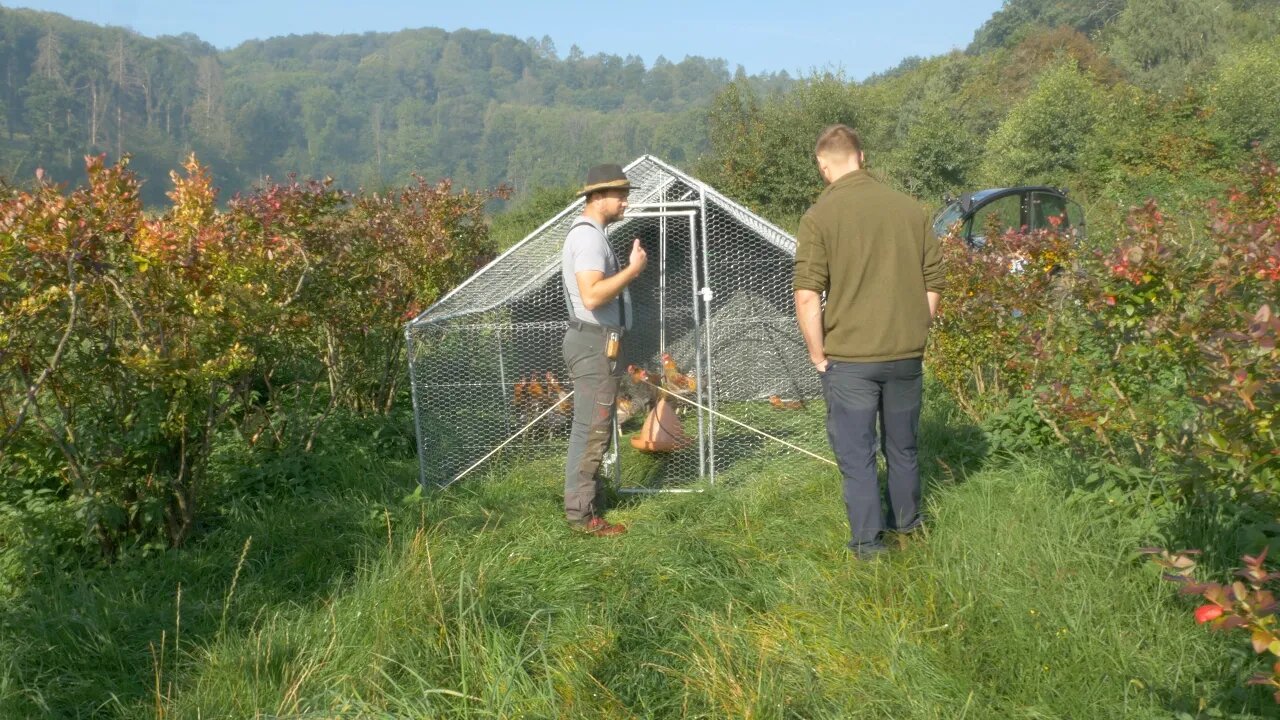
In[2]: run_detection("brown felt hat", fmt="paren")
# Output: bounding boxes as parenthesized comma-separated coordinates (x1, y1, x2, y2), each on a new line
(578, 163, 635, 197)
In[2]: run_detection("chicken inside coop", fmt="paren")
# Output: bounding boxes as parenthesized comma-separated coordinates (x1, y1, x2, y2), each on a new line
(511, 371, 573, 438)
(769, 395, 805, 410)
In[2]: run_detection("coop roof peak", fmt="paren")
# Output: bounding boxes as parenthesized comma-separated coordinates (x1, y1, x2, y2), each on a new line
(409, 155, 795, 328)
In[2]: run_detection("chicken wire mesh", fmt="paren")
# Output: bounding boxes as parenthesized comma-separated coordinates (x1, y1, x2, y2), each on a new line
(406, 156, 828, 490)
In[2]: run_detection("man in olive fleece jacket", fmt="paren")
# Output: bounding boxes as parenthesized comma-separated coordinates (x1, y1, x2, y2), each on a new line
(793, 124, 945, 558)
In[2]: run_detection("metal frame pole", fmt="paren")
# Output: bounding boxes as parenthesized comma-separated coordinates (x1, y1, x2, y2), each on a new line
(615, 208, 704, 494)
(685, 208, 708, 481)
(697, 183, 717, 485)
(659, 197, 668, 354)
(405, 326, 430, 487)
(495, 329, 507, 428)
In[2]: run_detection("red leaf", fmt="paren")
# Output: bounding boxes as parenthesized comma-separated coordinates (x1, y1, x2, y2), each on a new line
(1196, 604, 1225, 624)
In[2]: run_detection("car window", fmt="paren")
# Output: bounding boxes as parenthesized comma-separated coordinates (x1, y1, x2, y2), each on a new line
(1030, 192, 1068, 231)
(1066, 199, 1086, 239)
(932, 202, 965, 237)
(970, 193, 1024, 243)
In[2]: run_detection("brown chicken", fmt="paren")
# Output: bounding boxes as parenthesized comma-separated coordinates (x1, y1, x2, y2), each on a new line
(769, 394, 804, 410)
(544, 371, 565, 396)
(545, 371, 572, 415)
(622, 365, 658, 419)
(626, 364, 651, 385)
(616, 395, 636, 425)
(513, 375, 528, 407)
(660, 353, 696, 393)
(526, 374, 546, 402)
(513, 374, 541, 432)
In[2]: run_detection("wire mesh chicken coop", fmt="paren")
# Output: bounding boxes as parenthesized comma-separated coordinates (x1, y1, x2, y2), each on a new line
(406, 155, 828, 491)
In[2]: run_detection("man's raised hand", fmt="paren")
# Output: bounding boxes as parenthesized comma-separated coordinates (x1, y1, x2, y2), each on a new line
(629, 238, 648, 272)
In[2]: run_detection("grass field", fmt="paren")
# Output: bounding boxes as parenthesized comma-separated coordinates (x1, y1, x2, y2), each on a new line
(0, 392, 1271, 718)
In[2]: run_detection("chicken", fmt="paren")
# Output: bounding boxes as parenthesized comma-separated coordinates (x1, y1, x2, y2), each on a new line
(544, 371, 564, 395)
(626, 364, 650, 386)
(769, 394, 805, 410)
(513, 375, 528, 409)
(660, 353, 696, 394)
(542, 373, 571, 436)
(512, 374, 541, 437)
(616, 394, 637, 425)
(622, 365, 658, 421)
(526, 374, 546, 402)
(545, 371, 572, 415)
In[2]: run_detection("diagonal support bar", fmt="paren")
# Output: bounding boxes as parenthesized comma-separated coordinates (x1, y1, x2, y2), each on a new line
(638, 380, 837, 467)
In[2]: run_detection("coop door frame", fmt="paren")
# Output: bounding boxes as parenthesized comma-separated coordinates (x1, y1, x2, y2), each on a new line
(609, 198, 719, 494)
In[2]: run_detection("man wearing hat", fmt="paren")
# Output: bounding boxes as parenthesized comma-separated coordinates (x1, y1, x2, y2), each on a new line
(560, 163, 648, 537)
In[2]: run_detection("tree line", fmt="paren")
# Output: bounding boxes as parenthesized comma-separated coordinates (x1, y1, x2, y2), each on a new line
(0, 6, 791, 205)
(695, 0, 1280, 225)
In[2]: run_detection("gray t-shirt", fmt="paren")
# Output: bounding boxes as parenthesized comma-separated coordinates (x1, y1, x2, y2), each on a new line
(561, 216, 629, 328)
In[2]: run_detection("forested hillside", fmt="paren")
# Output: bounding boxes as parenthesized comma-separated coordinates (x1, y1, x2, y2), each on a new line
(697, 0, 1280, 222)
(0, 5, 789, 204)
(5, 0, 1277, 212)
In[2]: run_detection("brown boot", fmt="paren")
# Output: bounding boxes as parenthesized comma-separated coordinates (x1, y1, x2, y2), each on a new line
(571, 516, 627, 537)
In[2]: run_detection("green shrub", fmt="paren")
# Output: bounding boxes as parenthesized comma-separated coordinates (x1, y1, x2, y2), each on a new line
(978, 61, 1104, 186)
(934, 153, 1279, 500)
(0, 155, 504, 554)
(1212, 42, 1280, 156)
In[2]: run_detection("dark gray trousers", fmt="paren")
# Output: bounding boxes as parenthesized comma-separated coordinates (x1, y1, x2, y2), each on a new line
(562, 326, 619, 524)
(821, 357, 924, 547)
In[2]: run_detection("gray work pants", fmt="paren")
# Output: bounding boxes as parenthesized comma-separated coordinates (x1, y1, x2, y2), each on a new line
(820, 358, 924, 547)
(562, 325, 620, 524)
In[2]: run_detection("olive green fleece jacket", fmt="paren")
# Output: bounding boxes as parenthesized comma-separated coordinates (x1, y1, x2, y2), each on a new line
(793, 169, 946, 363)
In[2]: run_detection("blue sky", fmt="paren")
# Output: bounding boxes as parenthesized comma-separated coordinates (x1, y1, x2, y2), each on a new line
(5, 0, 1005, 78)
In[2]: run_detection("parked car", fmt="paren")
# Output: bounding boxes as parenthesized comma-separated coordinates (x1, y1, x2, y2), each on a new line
(931, 186, 1085, 248)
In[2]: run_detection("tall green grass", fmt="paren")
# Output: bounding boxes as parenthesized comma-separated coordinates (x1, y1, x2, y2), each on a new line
(0, 396, 1270, 718)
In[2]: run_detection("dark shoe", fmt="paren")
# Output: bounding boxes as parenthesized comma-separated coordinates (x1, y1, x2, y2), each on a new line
(847, 541, 889, 559)
(570, 517, 627, 537)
